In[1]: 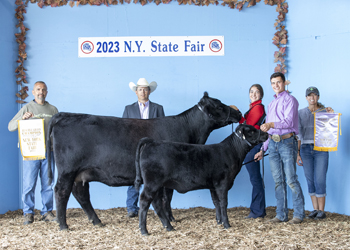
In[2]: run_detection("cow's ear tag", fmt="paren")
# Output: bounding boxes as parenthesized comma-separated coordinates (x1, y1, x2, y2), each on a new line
(242, 134, 246, 140)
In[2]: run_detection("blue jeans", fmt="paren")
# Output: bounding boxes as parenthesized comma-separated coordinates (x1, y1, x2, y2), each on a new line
(22, 151, 55, 215)
(269, 136, 305, 221)
(244, 143, 266, 218)
(300, 144, 329, 197)
(126, 185, 140, 213)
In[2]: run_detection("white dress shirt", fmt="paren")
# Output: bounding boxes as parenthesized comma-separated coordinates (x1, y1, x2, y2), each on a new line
(138, 101, 149, 119)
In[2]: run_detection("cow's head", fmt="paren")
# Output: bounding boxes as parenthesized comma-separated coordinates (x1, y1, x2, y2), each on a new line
(197, 92, 242, 128)
(235, 124, 268, 147)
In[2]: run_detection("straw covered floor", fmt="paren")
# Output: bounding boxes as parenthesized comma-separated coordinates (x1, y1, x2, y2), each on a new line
(1, 206, 350, 249)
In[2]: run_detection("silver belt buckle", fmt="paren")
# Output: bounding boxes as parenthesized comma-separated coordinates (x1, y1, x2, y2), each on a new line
(271, 134, 281, 142)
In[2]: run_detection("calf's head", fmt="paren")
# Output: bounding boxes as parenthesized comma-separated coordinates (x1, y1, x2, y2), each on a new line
(198, 92, 242, 128)
(235, 124, 268, 147)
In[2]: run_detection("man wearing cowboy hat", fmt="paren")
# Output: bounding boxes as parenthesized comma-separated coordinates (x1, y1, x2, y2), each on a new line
(123, 78, 165, 218)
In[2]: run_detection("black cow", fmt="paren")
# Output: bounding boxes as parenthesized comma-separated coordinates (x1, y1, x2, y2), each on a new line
(47, 92, 242, 230)
(134, 124, 268, 236)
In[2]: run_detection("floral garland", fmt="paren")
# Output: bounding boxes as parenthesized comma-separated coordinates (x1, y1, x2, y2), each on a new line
(14, 0, 289, 103)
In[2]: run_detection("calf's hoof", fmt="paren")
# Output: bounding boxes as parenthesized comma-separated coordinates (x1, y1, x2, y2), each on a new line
(223, 224, 231, 229)
(141, 230, 149, 236)
(59, 225, 69, 231)
(91, 219, 103, 226)
(165, 226, 175, 232)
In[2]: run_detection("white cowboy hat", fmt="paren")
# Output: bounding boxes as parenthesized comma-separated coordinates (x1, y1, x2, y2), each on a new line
(129, 78, 157, 93)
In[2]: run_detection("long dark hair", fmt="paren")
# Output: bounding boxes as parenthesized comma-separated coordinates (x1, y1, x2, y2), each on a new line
(249, 84, 264, 100)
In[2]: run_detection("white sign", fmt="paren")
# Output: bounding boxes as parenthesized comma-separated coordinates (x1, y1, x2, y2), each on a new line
(18, 119, 46, 161)
(78, 36, 224, 57)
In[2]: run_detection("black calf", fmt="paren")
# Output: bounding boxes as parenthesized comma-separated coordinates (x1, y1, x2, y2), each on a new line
(134, 124, 268, 235)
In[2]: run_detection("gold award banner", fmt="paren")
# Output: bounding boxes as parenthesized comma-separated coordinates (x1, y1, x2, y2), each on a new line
(18, 119, 46, 160)
(314, 112, 341, 152)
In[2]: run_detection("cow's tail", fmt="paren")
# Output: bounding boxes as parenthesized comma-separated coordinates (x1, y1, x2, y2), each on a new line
(134, 137, 151, 191)
(47, 113, 59, 186)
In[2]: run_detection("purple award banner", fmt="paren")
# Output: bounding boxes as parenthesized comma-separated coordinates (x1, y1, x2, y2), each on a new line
(314, 112, 341, 152)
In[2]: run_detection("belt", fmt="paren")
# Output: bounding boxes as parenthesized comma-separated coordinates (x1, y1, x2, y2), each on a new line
(269, 132, 294, 142)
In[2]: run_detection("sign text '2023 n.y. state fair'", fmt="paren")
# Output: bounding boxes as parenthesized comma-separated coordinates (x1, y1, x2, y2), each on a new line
(78, 36, 224, 58)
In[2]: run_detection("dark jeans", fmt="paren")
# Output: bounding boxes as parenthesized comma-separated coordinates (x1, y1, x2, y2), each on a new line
(244, 143, 266, 218)
(126, 185, 139, 213)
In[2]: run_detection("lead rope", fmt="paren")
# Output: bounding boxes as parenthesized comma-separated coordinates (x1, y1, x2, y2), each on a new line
(262, 149, 265, 189)
(232, 124, 267, 189)
(241, 152, 268, 166)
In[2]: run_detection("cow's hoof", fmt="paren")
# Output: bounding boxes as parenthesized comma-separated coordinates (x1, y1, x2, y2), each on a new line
(165, 226, 175, 232)
(141, 231, 149, 236)
(59, 226, 69, 231)
(94, 222, 105, 227)
(217, 220, 223, 225)
(169, 215, 175, 222)
(223, 224, 231, 229)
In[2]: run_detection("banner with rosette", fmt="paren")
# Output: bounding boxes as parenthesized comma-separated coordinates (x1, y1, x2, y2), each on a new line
(18, 119, 46, 160)
(314, 112, 342, 151)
